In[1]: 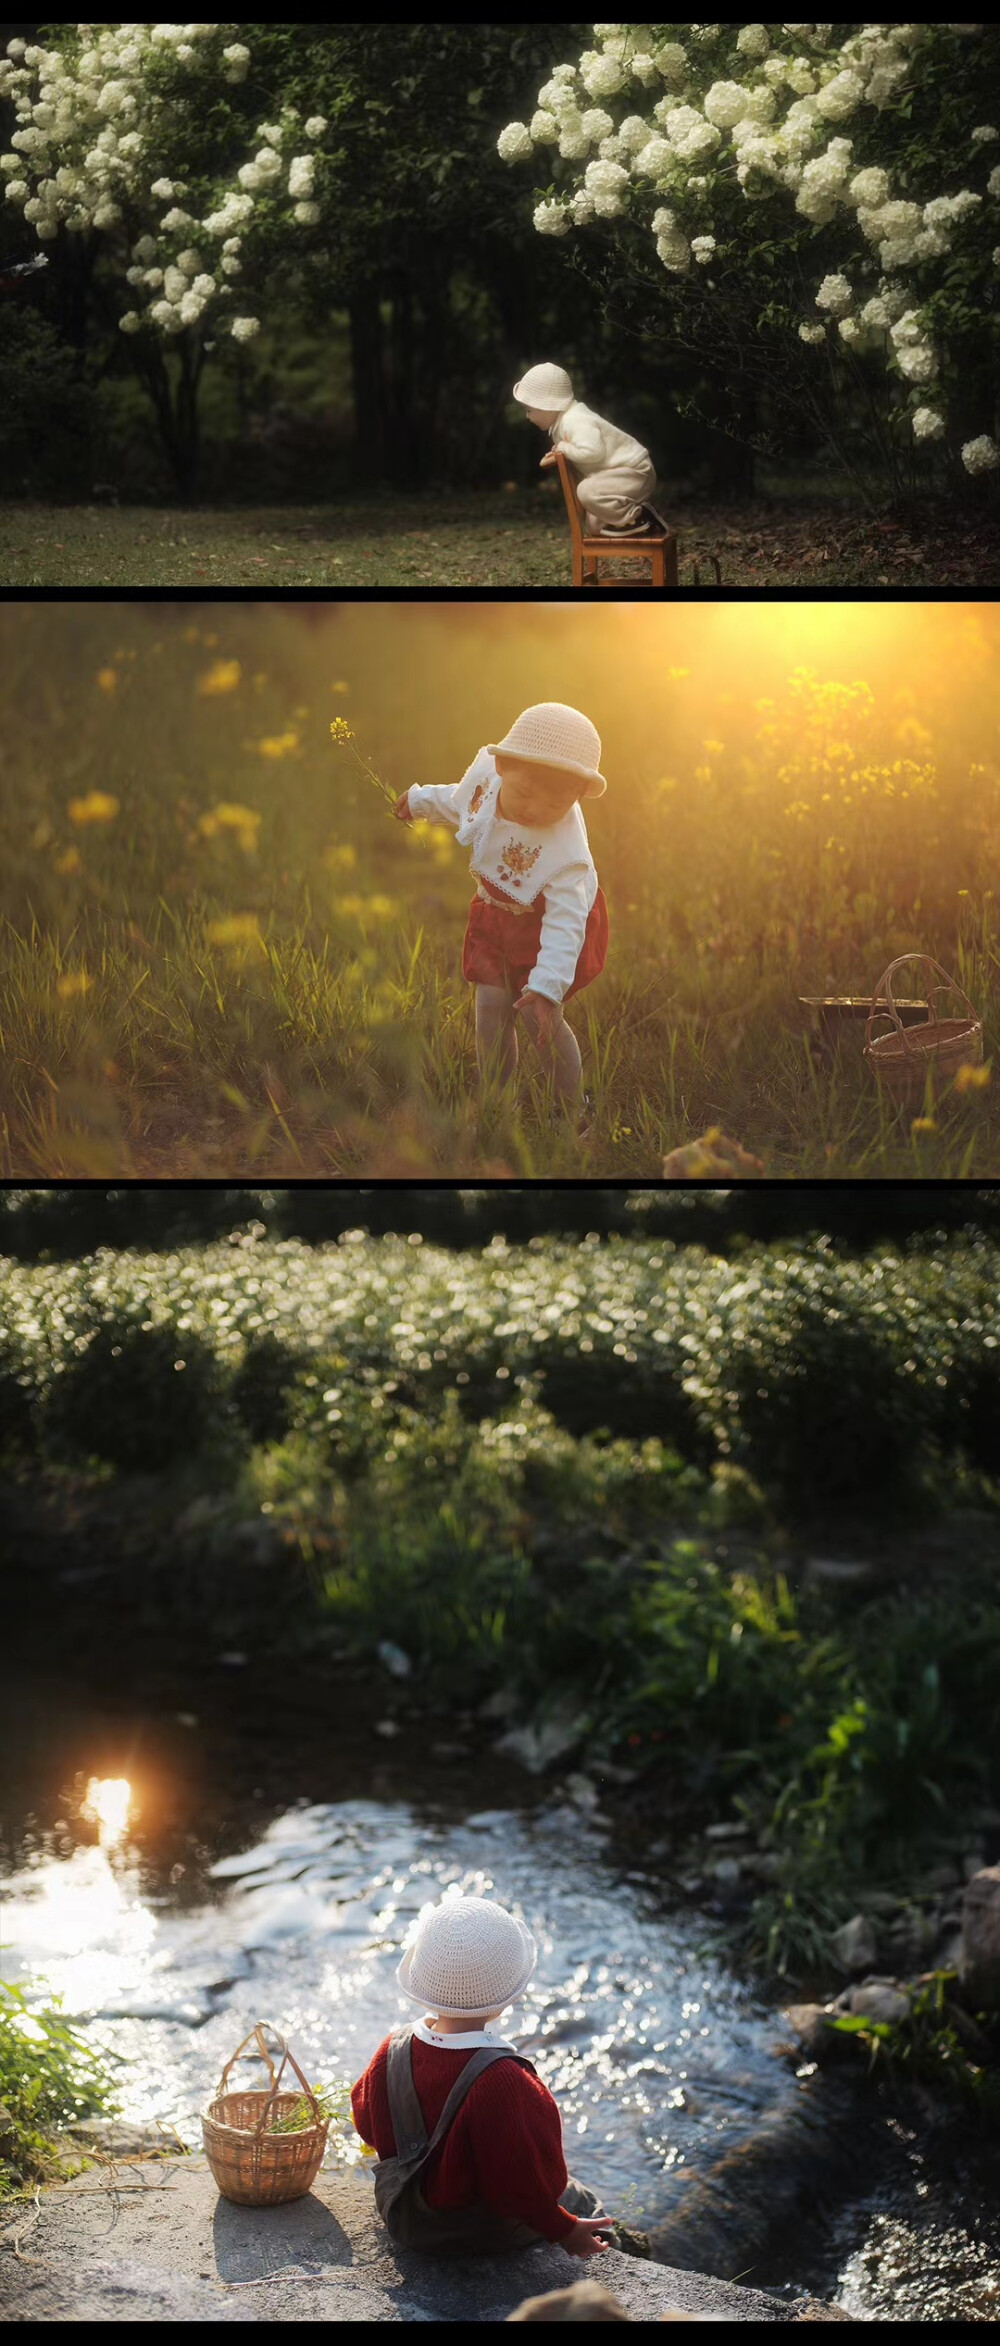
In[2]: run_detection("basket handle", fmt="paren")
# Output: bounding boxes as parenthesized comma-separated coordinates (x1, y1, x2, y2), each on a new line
(215, 2021, 326, 2135)
(865, 955, 978, 1058)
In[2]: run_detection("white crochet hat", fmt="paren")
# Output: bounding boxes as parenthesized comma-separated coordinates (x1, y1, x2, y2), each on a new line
(487, 701, 607, 799)
(512, 361, 574, 413)
(396, 1894, 537, 2019)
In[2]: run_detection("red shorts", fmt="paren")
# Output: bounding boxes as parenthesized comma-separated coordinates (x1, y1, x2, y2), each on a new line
(462, 887, 609, 1002)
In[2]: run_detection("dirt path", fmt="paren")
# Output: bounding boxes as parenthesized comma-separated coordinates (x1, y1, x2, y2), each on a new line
(0, 2154, 806, 2323)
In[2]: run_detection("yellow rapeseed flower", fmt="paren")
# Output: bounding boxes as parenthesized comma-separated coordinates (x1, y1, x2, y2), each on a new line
(324, 843, 357, 872)
(96, 667, 118, 694)
(331, 680, 350, 695)
(68, 791, 120, 826)
(330, 718, 355, 744)
(206, 913, 264, 948)
(207, 803, 261, 832)
(198, 659, 242, 697)
(954, 1063, 991, 1093)
(255, 732, 300, 759)
(55, 847, 83, 876)
(703, 739, 725, 757)
(56, 971, 94, 999)
(366, 894, 396, 919)
(911, 1117, 938, 1134)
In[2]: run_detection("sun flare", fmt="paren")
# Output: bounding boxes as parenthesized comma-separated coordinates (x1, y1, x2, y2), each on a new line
(81, 1776, 133, 1845)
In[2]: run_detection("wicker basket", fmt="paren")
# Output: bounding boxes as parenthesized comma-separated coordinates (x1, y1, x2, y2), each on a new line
(864, 955, 982, 1106)
(202, 2021, 330, 2207)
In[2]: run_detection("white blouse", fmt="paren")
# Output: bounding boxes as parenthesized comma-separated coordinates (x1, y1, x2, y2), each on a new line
(407, 750, 598, 1005)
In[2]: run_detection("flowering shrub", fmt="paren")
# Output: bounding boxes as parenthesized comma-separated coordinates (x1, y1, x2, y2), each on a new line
(0, 26, 327, 354)
(499, 22, 999, 471)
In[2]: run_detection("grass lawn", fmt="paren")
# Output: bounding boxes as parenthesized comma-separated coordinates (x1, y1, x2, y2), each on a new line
(1, 485, 997, 589)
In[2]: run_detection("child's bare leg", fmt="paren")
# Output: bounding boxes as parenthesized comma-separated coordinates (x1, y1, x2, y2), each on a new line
(475, 983, 518, 1086)
(518, 998, 583, 1107)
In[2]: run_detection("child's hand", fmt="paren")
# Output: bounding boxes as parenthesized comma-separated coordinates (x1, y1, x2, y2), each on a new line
(515, 988, 559, 1040)
(393, 790, 413, 823)
(539, 450, 558, 469)
(563, 2218, 614, 2260)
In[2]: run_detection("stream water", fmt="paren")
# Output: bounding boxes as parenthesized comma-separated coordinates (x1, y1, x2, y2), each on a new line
(2, 1666, 1000, 2320)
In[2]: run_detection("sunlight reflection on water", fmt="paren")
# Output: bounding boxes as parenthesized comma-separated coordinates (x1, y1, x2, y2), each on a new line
(1, 1795, 790, 2212)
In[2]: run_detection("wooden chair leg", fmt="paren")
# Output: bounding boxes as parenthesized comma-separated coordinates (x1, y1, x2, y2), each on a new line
(573, 543, 583, 587)
(665, 534, 679, 590)
(652, 545, 665, 588)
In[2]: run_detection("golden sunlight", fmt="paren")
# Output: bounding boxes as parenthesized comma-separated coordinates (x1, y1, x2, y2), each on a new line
(81, 1776, 133, 1846)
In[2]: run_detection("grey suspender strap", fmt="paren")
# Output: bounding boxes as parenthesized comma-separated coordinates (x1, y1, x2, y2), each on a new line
(384, 2029, 534, 2171)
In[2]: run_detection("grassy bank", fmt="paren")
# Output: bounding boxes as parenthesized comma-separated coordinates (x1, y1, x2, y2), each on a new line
(0, 1982, 118, 2202)
(3, 1229, 1000, 1980)
(2, 601, 1000, 1177)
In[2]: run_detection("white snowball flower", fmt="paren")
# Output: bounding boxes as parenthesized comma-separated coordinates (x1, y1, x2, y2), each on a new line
(305, 116, 328, 138)
(815, 272, 853, 315)
(220, 254, 241, 274)
(93, 199, 121, 228)
(581, 108, 615, 143)
(4, 179, 28, 202)
(133, 233, 158, 263)
(896, 344, 938, 382)
(178, 289, 204, 325)
(143, 267, 164, 287)
(579, 52, 625, 98)
(497, 120, 533, 164)
(798, 320, 827, 343)
(737, 25, 770, 57)
(987, 165, 1000, 196)
(691, 233, 716, 261)
(533, 197, 571, 236)
(530, 109, 560, 144)
(962, 434, 1000, 473)
(161, 206, 194, 231)
(584, 156, 629, 214)
(634, 136, 674, 181)
(653, 42, 688, 85)
(848, 166, 889, 207)
(838, 315, 863, 342)
(163, 264, 187, 302)
(816, 68, 864, 120)
(222, 43, 250, 83)
(971, 124, 998, 143)
(629, 54, 659, 87)
(912, 407, 945, 440)
(293, 200, 320, 224)
(924, 190, 981, 225)
(569, 188, 596, 223)
(191, 273, 215, 298)
(150, 177, 175, 200)
(703, 80, 752, 128)
(256, 123, 283, 146)
(288, 155, 315, 198)
(231, 315, 261, 341)
(125, 264, 144, 285)
(176, 248, 202, 275)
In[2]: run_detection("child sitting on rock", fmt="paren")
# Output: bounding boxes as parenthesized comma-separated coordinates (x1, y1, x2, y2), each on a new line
(394, 701, 609, 1115)
(513, 363, 661, 538)
(351, 1892, 614, 2256)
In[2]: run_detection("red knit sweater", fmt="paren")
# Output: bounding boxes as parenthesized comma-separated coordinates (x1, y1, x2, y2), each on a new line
(351, 2034, 579, 2243)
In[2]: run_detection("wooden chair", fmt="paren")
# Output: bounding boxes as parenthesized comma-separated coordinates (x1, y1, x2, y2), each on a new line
(554, 449, 679, 590)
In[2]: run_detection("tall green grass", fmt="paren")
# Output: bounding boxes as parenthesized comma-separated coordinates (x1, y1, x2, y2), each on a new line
(1, 600, 998, 1175)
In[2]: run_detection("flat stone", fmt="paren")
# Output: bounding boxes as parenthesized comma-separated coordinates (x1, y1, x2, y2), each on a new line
(0, 2158, 797, 2324)
(846, 1982, 911, 2026)
(56, 2119, 188, 2157)
(961, 1865, 1000, 2009)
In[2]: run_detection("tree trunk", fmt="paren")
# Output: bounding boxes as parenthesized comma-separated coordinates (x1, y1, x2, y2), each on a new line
(348, 283, 387, 481)
(387, 272, 418, 487)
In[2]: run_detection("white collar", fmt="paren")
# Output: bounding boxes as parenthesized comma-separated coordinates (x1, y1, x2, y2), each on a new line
(413, 2016, 517, 2051)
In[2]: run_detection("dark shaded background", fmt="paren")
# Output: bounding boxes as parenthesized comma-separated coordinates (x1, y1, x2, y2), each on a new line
(1, 1184, 996, 1259)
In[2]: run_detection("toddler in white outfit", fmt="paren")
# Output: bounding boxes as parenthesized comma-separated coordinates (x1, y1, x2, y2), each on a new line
(513, 362, 659, 536)
(394, 702, 609, 1111)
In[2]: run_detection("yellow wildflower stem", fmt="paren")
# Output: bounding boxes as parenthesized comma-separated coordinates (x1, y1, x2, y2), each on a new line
(330, 722, 396, 811)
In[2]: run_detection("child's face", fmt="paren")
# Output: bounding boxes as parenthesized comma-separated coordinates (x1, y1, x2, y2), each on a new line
(495, 756, 582, 826)
(526, 406, 561, 429)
